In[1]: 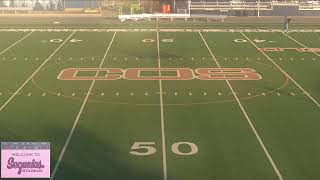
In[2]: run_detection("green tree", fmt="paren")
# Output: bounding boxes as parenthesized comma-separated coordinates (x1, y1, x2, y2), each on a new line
(34, 0, 45, 11)
(0, 0, 5, 7)
(9, 0, 15, 7)
(57, 0, 63, 11)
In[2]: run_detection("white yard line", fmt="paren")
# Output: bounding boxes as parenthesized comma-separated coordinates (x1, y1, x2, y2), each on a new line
(157, 31, 168, 180)
(50, 32, 117, 180)
(241, 32, 320, 108)
(199, 32, 284, 180)
(282, 32, 320, 58)
(0, 31, 75, 112)
(0, 31, 33, 56)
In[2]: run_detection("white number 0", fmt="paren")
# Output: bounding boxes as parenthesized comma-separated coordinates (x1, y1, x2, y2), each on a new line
(130, 142, 198, 156)
(171, 142, 198, 155)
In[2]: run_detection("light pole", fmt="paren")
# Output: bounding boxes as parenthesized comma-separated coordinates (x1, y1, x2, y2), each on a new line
(188, 0, 191, 15)
(257, 0, 260, 18)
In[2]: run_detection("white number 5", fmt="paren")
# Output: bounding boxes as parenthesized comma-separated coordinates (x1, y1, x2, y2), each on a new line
(130, 142, 157, 156)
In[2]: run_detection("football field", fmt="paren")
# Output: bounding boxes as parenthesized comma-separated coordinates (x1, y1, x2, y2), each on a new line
(0, 28, 319, 180)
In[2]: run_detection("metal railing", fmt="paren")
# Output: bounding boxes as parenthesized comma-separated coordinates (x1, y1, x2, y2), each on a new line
(189, 0, 320, 11)
(299, 1, 320, 10)
(190, 1, 273, 10)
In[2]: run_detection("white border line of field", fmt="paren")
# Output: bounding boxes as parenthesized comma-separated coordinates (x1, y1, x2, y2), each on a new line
(0, 31, 75, 112)
(157, 30, 168, 180)
(1, 28, 320, 33)
(199, 32, 284, 180)
(282, 32, 320, 58)
(50, 32, 117, 180)
(241, 32, 320, 108)
(0, 31, 33, 56)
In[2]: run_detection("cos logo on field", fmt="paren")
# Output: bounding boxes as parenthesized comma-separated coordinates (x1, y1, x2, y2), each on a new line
(58, 68, 262, 81)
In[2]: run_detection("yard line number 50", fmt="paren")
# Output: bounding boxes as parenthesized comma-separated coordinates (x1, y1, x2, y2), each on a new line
(130, 142, 198, 156)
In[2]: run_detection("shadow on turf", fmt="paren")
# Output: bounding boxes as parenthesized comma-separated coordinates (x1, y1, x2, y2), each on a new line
(50, 124, 164, 180)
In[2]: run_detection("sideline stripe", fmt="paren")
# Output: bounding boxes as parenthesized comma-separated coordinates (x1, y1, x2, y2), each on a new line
(157, 31, 168, 180)
(50, 32, 117, 180)
(0, 31, 33, 56)
(0, 31, 75, 112)
(199, 32, 284, 180)
(282, 32, 320, 58)
(242, 32, 320, 108)
(1, 28, 320, 33)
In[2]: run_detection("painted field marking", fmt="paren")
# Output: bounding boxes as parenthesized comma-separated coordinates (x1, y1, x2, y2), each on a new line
(282, 32, 320, 58)
(1, 28, 320, 33)
(157, 31, 168, 180)
(199, 32, 284, 180)
(0, 31, 33, 56)
(229, 92, 239, 95)
(0, 31, 75, 113)
(155, 91, 167, 95)
(242, 32, 320, 108)
(50, 32, 117, 180)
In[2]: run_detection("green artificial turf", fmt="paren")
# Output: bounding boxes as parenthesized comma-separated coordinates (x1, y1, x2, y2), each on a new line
(0, 28, 319, 180)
